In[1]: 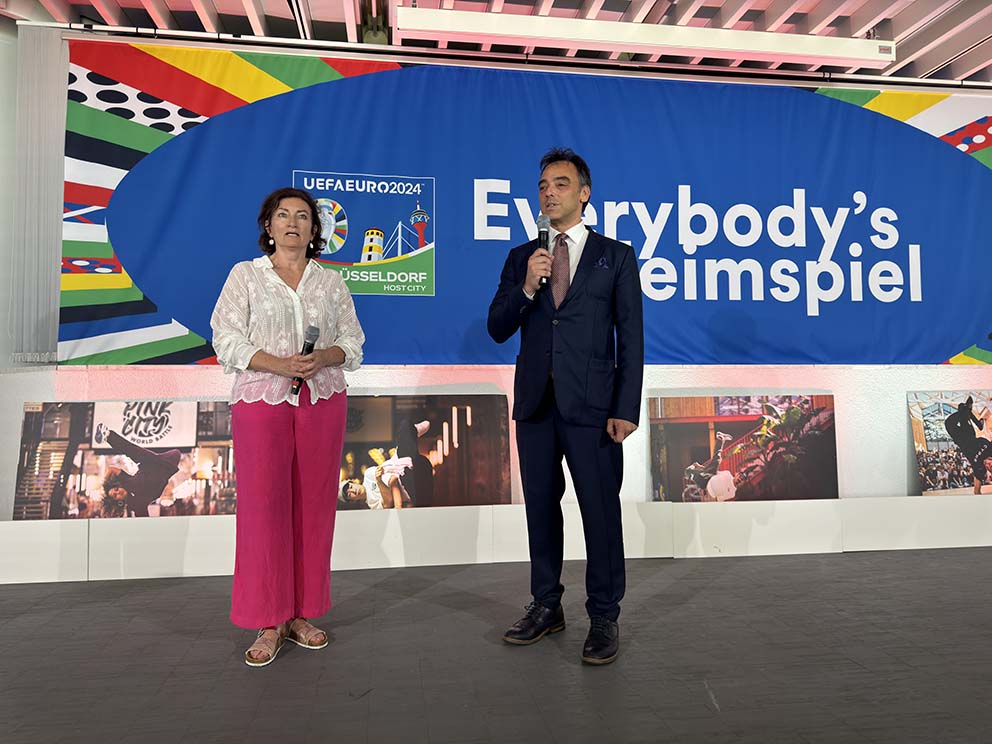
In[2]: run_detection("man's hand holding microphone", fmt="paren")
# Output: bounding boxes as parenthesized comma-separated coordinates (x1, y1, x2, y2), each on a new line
(524, 214, 553, 296)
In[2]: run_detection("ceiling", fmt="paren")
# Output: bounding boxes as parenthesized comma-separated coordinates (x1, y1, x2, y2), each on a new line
(4, 0, 992, 81)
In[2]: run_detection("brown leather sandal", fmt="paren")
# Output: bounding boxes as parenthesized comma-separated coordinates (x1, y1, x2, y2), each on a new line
(244, 626, 285, 667)
(287, 617, 328, 650)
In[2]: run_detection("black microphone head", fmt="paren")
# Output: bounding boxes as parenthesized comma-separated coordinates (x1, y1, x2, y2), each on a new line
(304, 325, 320, 344)
(537, 214, 550, 233)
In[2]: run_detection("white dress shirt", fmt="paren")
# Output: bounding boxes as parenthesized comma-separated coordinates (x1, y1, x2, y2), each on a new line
(211, 255, 365, 406)
(524, 222, 590, 300)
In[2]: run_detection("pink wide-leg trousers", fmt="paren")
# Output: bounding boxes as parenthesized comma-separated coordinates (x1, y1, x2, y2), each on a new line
(229, 392, 347, 628)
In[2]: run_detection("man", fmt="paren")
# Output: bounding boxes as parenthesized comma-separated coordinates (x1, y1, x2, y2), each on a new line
(487, 148, 643, 665)
(944, 396, 992, 494)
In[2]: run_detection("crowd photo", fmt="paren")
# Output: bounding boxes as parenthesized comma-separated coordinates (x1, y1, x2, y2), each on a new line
(910, 391, 992, 495)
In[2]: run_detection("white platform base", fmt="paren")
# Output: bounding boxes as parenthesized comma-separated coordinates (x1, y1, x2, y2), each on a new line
(0, 520, 89, 583)
(4, 496, 992, 583)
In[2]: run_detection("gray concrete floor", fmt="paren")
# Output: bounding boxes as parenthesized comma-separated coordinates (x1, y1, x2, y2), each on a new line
(2, 549, 991, 743)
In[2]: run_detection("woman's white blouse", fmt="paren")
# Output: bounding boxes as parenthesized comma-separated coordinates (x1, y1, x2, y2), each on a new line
(211, 255, 365, 406)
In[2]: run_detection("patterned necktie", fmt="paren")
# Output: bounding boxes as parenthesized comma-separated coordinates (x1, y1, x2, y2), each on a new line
(551, 232, 570, 308)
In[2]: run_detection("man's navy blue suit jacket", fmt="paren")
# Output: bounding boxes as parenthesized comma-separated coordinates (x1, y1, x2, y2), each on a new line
(487, 228, 644, 428)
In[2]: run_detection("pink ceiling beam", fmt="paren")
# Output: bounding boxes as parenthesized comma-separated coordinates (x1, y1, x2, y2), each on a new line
(716, 0, 756, 29)
(888, 0, 960, 43)
(524, 0, 556, 54)
(90, 0, 124, 26)
(438, 0, 455, 47)
(809, 0, 908, 73)
(191, 0, 220, 32)
(727, 0, 801, 68)
(848, 0, 911, 38)
(289, 0, 314, 39)
(897, 4, 992, 79)
(672, 0, 706, 27)
(35, 0, 74, 23)
(883, 0, 992, 77)
(481, 0, 505, 52)
(344, 0, 359, 44)
(241, 0, 269, 36)
(643, 1, 676, 62)
(803, 0, 863, 36)
(844, 0, 957, 73)
(565, 0, 607, 57)
(766, 0, 862, 71)
(607, 0, 668, 60)
(688, 0, 756, 65)
(140, 0, 176, 28)
(929, 34, 992, 81)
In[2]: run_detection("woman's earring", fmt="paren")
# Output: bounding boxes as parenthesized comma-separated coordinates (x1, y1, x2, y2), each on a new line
(308, 241, 313, 250)
(268, 237, 274, 246)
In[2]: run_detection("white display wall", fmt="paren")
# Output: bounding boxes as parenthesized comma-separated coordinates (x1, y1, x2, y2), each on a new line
(2, 364, 992, 585)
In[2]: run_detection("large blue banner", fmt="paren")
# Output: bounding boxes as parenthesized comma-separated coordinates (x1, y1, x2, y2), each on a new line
(65, 43, 992, 364)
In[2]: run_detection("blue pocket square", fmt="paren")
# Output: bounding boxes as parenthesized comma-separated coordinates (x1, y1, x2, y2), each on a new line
(594, 256, 610, 269)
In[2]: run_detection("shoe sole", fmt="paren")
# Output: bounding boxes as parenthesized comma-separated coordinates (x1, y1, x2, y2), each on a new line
(245, 641, 283, 668)
(581, 651, 618, 665)
(502, 621, 566, 645)
(286, 635, 328, 650)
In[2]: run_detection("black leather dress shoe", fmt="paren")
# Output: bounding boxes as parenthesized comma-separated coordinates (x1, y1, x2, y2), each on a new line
(581, 617, 619, 665)
(502, 602, 565, 645)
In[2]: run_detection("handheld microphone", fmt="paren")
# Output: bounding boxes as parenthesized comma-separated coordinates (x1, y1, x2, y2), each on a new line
(290, 325, 320, 397)
(536, 213, 551, 288)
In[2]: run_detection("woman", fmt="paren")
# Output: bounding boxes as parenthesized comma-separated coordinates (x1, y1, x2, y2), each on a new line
(211, 187, 365, 667)
(98, 429, 183, 517)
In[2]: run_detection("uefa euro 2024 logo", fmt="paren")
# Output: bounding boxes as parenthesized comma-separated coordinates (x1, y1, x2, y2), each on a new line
(294, 170, 436, 297)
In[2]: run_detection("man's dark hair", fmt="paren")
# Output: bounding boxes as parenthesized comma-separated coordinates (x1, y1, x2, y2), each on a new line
(539, 148, 591, 211)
